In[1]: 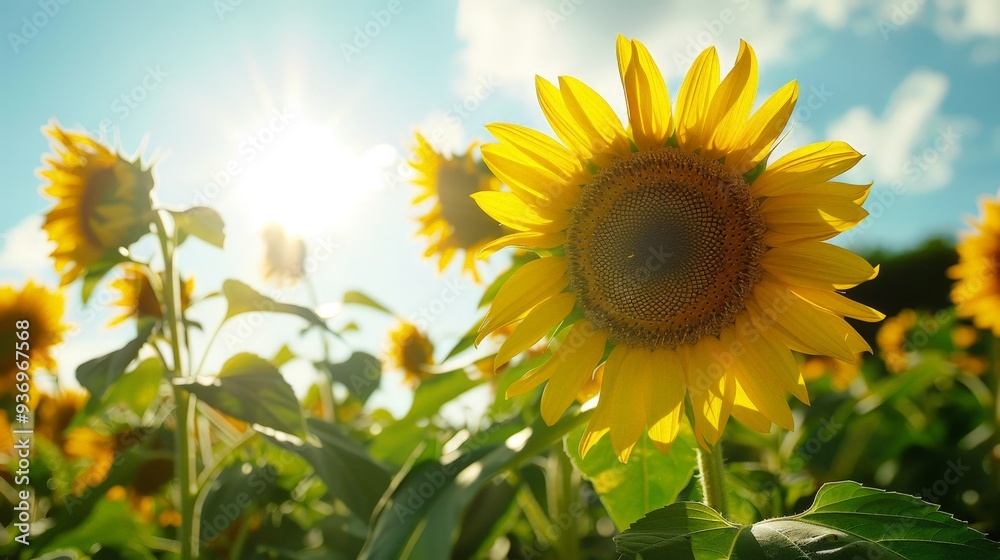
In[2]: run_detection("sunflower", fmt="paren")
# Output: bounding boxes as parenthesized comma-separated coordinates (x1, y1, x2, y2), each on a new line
(34, 386, 89, 443)
(410, 133, 506, 282)
(0, 281, 68, 396)
(38, 123, 155, 286)
(385, 321, 435, 386)
(107, 264, 194, 327)
(876, 309, 917, 374)
(474, 37, 882, 461)
(949, 196, 1000, 335)
(261, 222, 306, 285)
(800, 355, 860, 391)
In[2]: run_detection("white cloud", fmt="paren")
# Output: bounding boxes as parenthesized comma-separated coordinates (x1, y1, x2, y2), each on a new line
(827, 69, 963, 193)
(934, 0, 1000, 40)
(789, 0, 864, 28)
(0, 215, 56, 277)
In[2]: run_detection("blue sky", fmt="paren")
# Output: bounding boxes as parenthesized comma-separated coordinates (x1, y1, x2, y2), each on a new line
(2, 0, 999, 413)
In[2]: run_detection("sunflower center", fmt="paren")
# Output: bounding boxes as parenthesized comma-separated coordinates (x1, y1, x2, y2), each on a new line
(436, 161, 505, 248)
(566, 148, 766, 349)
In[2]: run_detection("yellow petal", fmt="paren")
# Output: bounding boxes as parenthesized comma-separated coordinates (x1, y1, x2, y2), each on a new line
(761, 193, 869, 245)
(485, 123, 583, 177)
(645, 347, 685, 453)
(751, 141, 863, 197)
(733, 313, 809, 404)
(481, 144, 578, 211)
(539, 320, 608, 425)
(495, 292, 576, 368)
(802, 181, 873, 205)
(719, 327, 794, 430)
(478, 231, 566, 258)
(617, 37, 672, 150)
(726, 80, 798, 174)
(680, 336, 735, 449)
(558, 75, 631, 162)
(579, 360, 615, 458)
(536, 75, 594, 161)
(603, 346, 653, 460)
(752, 281, 856, 363)
(703, 40, 758, 159)
(731, 380, 774, 433)
(762, 241, 879, 290)
(789, 286, 885, 322)
(479, 257, 569, 344)
(675, 46, 720, 152)
(470, 191, 569, 233)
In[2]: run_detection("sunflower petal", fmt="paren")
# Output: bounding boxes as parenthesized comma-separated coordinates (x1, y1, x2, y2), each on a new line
(734, 312, 810, 404)
(752, 281, 856, 363)
(761, 193, 869, 245)
(471, 191, 569, 233)
(681, 336, 735, 449)
(539, 321, 608, 425)
(675, 46, 720, 152)
(726, 80, 798, 174)
(536, 75, 594, 160)
(762, 241, 879, 290)
(478, 231, 566, 258)
(789, 286, 885, 322)
(480, 144, 579, 211)
(486, 123, 583, 177)
(558, 75, 631, 162)
(479, 257, 569, 344)
(618, 37, 672, 150)
(495, 292, 576, 368)
(751, 141, 863, 197)
(719, 327, 794, 430)
(645, 347, 685, 453)
(703, 40, 758, 159)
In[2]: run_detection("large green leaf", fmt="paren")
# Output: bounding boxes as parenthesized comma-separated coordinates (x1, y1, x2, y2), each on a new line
(319, 352, 382, 404)
(616, 481, 1000, 559)
(80, 252, 130, 304)
(221, 279, 331, 332)
(86, 356, 165, 417)
(360, 411, 591, 560)
(76, 320, 156, 398)
(565, 423, 699, 531)
(264, 418, 392, 519)
(172, 206, 225, 248)
(175, 353, 307, 438)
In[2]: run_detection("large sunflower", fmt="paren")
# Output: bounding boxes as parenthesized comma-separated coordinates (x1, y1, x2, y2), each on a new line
(474, 37, 882, 461)
(108, 264, 194, 327)
(410, 133, 506, 282)
(949, 196, 1000, 335)
(39, 123, 155, 286)
(0, 281, 68, 396)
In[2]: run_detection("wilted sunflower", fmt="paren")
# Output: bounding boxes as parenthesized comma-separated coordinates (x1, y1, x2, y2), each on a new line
(949, 196, 1000, 335)
(385, 321, 435, 386)
(475, 37, 882, 460)
(0, 281, 68, 396)
(108, 264, 194, 327)
(410, 133, 506, 282)
(39, 123, 155, 286)
(261, 222, 306, 284)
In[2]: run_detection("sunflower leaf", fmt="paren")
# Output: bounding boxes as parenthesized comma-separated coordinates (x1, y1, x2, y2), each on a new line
(317, 352, 382, 404)
(80, 253, 129, 304)
(343, 290, 393, 314)
(175, 352, 307, 438)
(76, 319, 156, 398)
(171, 207, 225, 249)
(221, 279, 331, 332)
(565, 423, 698, 531)
(615, 481, 1000, 559)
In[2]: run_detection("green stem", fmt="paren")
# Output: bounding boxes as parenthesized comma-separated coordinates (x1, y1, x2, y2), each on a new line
(696, 443, 728, 518)
(155, 211, 198, 560)
(549, 447, 580, 560)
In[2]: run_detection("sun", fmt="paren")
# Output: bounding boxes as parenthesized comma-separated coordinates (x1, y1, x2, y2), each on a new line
(236, 119, 394, 236)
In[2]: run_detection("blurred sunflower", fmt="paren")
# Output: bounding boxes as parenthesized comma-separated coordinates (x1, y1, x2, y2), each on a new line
(949, 196, 1000, 335)
(876, 309, 917, 373)
(385, 321, 434, 386)
(800, 355, 860, 391)
(410, 133, 506, 282)
(475, 37, 882, 461)
(34, 386, 88, 443)
(38, 123, 155, 286)
(0, 281, 68, 396)
(108, 264, 194, 327)
(261, 222, 306, 285)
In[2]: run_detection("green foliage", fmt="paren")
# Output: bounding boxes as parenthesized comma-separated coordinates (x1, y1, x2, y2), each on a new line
(221, 279, 331, 332)
(318, 352, 381, 404)
(171, 207, 226, 249)
(617, 482, 1000, 559)
(76, 319, 156, 398)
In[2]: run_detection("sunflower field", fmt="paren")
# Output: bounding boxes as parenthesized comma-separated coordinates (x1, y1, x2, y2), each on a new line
(3, 2, 1000, 559)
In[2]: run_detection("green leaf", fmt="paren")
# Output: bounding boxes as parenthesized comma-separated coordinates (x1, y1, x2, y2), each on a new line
(87, 356, 165, 417)
(76, 320, 156, 398)
(264, 418, 392, 519)
(176, 353, 307, 438)
(319, 352, 382, 404)
(566, 423, 698, 531)
(360, 411, 591, 560)
(172, 206, 225, 248)
(80, 253, 129, 304)
(343, 290, 393, 314)
(616, 481, 1000, 559)
(271, 344, 296, 368)
(221, 279, 331, 332)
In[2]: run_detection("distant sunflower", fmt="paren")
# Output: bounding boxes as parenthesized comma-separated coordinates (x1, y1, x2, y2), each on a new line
(800, 355, 860, 391)
(34, 386, 88, 443)
(38, 123, 155, 286)
(107, 264, 193, 327)
(410, 133, 506, 282)
(261, 222, 306, 285)
(385, 321, 434, 387)
(475, 37, 882, 461)
(949, 196, 1000, 335)
(876, 309, 917, 373)
(0, 281, 68, 396)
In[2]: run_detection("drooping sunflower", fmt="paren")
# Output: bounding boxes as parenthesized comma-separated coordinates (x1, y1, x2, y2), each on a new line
(474, 37, 882, 461)
(949, 196, 1000, 335)
(410, 133, 506, 282)
(261, 222, 306, 285)
(107, 264, 194, 327)
(385, 321, 435, 387)
(38, 123, 155, 286)
(0, 281, 69, 396)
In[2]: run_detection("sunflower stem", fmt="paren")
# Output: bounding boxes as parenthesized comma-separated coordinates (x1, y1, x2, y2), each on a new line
(155, 211, 198, 560)
(548, 446, 580, 559)
(696, 443, 728, 518)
